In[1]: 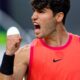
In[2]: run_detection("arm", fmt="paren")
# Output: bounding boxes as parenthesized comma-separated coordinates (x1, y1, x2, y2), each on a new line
(0, 34, 30, 80)
(13, 45, 30, 80)
(0, 45, 30, 80)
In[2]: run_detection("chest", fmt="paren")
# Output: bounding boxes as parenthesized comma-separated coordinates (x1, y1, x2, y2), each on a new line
(30, 46, 80, 80)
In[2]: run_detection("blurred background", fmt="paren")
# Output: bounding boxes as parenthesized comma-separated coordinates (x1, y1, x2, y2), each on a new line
(0, 0, 80, 65)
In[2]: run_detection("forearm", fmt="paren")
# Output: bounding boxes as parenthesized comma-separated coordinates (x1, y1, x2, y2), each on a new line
(0, 52, 14, 80)
(0, 51, 28, 80)
(0, 73, 26, 80)
(0, 73, 13, 80)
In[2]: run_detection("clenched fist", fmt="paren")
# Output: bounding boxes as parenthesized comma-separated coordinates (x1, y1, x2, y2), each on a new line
(6, 27, 22, 55)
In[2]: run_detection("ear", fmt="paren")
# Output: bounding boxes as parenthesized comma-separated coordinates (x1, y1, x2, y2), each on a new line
(55, 12, 64, 23)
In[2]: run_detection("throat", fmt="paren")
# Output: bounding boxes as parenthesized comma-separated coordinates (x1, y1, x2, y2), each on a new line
(44, 33, 69, 47)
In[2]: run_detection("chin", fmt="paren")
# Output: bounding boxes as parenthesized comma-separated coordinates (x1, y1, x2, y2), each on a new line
(35, 35, 42, 38)
(35, 36, 41, 38)
(35, 32, 45, 38)
(36, 36, 45, 39)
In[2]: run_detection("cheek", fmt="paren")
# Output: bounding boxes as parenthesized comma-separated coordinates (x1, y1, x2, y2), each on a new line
(40, 14, 53, 23)
(42, 20, 56, 34)
(41, 24, 53, 35)
(40, 16, 55, 32)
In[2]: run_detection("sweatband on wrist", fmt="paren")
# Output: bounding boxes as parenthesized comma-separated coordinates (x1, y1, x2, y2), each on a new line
(0, 52, 15, 75)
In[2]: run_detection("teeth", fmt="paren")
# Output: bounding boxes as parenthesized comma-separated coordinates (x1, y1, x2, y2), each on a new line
(33, 22, 40, 29)
(34, 22, 38, 25)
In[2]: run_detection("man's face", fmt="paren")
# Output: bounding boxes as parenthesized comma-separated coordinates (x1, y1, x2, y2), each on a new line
(31, 8, 57, 38)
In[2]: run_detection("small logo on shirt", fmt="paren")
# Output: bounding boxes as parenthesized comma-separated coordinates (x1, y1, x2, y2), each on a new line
(53, 59, 62, 62)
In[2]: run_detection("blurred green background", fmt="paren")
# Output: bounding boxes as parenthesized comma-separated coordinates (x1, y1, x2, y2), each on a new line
(0, 26, 6, 45)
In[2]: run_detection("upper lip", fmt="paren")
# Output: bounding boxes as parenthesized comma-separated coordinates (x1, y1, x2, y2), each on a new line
(33, 22, 39, 25)
(33, 22, 40, 29)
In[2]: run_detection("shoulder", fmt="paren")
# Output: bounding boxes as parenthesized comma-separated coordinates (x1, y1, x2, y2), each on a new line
(14, 44, 30, 65)
(70, 33, 80, 39)
(18, 44, 30, 54)
(14, 38, 39, 65)
(70, 33, 80, 44)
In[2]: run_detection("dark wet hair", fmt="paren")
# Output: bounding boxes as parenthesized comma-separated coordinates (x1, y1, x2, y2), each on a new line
(31, 0, 70, 24)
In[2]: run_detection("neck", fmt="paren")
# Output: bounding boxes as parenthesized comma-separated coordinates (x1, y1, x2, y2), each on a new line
(44, 24, 69, 47)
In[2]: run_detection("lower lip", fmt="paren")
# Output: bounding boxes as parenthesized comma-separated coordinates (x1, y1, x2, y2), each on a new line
(34, 29, 40, 34)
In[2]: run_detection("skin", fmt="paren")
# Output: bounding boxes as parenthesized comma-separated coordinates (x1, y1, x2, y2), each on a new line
(0, 7, 69, 80)
(32, 8, 57, 38)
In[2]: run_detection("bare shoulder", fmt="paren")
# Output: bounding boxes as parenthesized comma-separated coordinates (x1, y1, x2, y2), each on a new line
(14, 44, 30, 65)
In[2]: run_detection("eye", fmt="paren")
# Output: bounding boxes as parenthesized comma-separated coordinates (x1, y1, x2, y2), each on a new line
(32, 8, 46, 13)
(38, 10, 45, 13)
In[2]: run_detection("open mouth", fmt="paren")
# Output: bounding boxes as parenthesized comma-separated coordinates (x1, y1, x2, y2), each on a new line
(34, 24, 41, 34)
(34, 25, 40, 29)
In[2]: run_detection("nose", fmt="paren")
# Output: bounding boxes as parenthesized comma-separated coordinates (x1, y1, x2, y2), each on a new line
(31, 11, 38, 22)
